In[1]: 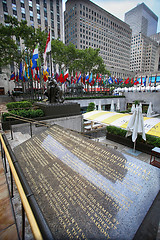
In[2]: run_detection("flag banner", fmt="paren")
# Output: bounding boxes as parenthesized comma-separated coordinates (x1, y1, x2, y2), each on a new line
(124, 77, 129, 84)
(44, 29, 51, 66)
(77, 72, 81, 83)
(89, 73, 92, 83)
(64, 70, 69, 80)
(32, 44, 39, 69)
(10, 72, 15, 80)
(19, 63, 23, 80)
(108, 76, 113, 84)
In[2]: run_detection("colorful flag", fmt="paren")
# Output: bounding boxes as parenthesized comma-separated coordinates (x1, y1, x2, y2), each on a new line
(154, 75, 157, 87)
(85, 74, 89, 81)
(108, 76, 113, 84)
(144, 76, 146, 86)
(131, 78, 134, 84)
(134, 77, 139, 85)
(10, 72, 15, 80)
(77, 72, 81, 83)
(124, 77, 129, 84)
(64, 70, 69, 80)
(44, 29, 51, 66)
(32, 44, 39, 69)
(16, 72, 19, 82)
(89, 73, 92, 83)
(114, 78, 118, 84)
(59, 71, 64, 83)
(19, 63, 23, 80)
(141, 76, 143, 85)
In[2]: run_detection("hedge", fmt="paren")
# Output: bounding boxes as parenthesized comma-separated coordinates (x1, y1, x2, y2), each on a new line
(6, 101, 32, 110)
(106, 125, 160, 147)
(2, 109, 44, 121)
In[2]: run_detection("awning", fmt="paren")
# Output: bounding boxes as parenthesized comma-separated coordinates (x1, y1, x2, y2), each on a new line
(83, 110, 160, 138)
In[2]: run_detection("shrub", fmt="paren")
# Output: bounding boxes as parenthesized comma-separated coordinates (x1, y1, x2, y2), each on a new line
(106, 125, 160, 147)
(2, 109, 44, 121)
(87, 102, 95, 112)
(6, 101, 32, 110)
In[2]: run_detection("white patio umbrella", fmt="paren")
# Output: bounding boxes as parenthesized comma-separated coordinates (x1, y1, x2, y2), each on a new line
(94, 101, 97, 110)
(131, 103, 135, 113)
(126, 105, 146, 151)
(147, 102, 152, 117)
(110, 100, 114, 111)
(98, 100, 101, 111)
(116, 99, 120, 111)
(156, 85, 160, 91)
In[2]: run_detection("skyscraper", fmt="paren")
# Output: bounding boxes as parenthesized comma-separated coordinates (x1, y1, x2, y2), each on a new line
(64, 0, 133, 79)
(125, 3, 158, 37)
(0, 0, 63, 41)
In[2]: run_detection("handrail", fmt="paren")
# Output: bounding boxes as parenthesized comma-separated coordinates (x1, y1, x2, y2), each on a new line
(0, 134, 54, 239)
(0, 133, 43, 239)
(2, 112, 51, 127)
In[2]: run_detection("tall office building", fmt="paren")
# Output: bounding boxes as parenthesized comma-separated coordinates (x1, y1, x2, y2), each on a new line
(125, 3, 158, 37)
(130, 32, 159, 73)
(0, 0, 63, 41)
(64, 0, 133, 79)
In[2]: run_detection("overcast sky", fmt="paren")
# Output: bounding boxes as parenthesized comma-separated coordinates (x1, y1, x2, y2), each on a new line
(63, 0, 160, 33)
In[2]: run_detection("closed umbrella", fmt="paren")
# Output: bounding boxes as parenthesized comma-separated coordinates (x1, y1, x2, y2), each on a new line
(98, 100, 101, 111)
(126, 105, 146, 151)
(116, 99, 120, 111)
(147, 102, 152, 117)
(110, 100, 114, 111)
(131, 103, 135, 113)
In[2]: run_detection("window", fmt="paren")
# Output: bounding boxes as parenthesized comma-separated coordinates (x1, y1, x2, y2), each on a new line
(3, 3, 8, 12)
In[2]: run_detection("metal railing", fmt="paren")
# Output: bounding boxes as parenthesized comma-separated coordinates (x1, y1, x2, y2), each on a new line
(2, 112, 51, 139)
(0, 133, 54, 240)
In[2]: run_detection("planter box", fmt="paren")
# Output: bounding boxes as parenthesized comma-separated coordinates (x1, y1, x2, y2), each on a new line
(106, 132, 154, 155)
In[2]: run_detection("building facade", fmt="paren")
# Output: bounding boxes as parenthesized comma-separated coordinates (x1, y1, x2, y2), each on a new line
(64, 0, 134, 79)
(0, 0, 63, 40)
(150, 32, 160, 71)
(125, 3, 158, 37)
(0, 0, 63, 93)
(130, 32, 159, 73)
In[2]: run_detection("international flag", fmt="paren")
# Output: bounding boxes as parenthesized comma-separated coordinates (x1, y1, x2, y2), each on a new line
(114, 78, 118, 84)
(55, 72, 59, 81)
(98, 74, 102, 82)
(124, 77, 129, 84)
(44, 29, 51, 66)
(108, 76, 113, 84)
(10, 72, 15, 80)
(77, 72, 81, 83)
(19, 62, 23, 80)
(85, 74, 89, 84)
(141, 76, 143, 85)
(119, 78, 123, 84)
(32, 44, 39, 69)
(154, 75, 157, 87)
(64, 70, 69, 80)
(59, 71, 64, 83)
(16, 72, 19, 82)
(89, 73, 93, 83)
(134, 77, 139, 85)
(144, 76, 146, 86)
(131, 78, 134, 84)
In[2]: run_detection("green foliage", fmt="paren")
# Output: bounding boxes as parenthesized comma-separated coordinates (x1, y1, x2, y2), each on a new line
(87, 102, 95, 112)
(106, 125, 160, 147)
(2, 109, 44, 121)
(0, 16, 47, 68)
(6, 101, 32, 110)
(106, 125, 127, 137)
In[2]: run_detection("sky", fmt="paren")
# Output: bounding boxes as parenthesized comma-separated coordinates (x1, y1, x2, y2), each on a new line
(63, 0, 160, 33)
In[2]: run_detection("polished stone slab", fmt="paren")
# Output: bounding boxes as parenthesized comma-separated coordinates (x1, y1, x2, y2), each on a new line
(14, 125, 160, 240)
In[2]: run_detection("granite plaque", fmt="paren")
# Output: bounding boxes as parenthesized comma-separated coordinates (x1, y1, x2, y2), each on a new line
(14, 125, 160, 240)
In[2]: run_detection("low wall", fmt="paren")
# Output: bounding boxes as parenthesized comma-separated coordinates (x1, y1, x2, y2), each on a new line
(10, 115, 83, 136)
(124, 92, 160, 114)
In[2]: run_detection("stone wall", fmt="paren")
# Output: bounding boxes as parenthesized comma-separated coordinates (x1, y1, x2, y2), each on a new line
(124, 92, 160, 113)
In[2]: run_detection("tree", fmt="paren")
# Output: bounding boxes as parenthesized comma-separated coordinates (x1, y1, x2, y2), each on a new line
(87, 102, 95, 112)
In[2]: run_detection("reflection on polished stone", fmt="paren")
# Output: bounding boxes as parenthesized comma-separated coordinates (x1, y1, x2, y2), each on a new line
(14, 125, 160, 240)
